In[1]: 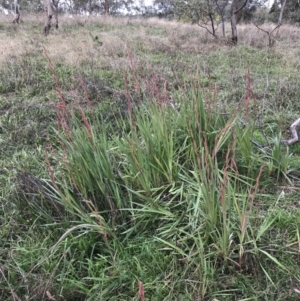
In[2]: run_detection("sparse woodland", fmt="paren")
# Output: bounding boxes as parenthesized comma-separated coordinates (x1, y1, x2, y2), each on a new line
(1, 13, 300, 301)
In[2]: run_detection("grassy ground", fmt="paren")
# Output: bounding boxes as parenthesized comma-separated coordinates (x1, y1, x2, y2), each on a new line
(1, 14, 300, 301)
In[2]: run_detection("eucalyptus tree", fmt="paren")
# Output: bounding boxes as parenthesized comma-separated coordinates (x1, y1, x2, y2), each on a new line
(175, 0, 226, 38)
(269, 0, 300, 24)
(43, 0, 59, 35)
(12, 0, 59, 35)
(175, 0, 276, 43)
(231, 0, 248, 43)
(213, 0, 229, 37)
(12, 0, 20, 23)
(67, 0, 136, 15)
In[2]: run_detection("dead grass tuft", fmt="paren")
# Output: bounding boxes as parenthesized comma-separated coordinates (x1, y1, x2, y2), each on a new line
(238, 23, 300, 48)
(1, 14, 300, 69)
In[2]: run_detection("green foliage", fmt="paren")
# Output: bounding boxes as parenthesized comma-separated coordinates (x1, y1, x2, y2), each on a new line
(269, 0, 300, 23)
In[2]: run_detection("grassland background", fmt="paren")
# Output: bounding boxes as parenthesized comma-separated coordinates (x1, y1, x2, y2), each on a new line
(1, 14, 300, 301)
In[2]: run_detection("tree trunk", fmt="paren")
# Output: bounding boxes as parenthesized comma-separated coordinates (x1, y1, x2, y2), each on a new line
(12, 0, 20, 24)
(221, 16, 225, 37)
(88, 0, 92, 15)
(231, 0, 248, 44)
(104, 0, 109, 15)
(277, 0, 287, 25)
(44, 0, 59, 36)
(44, 0, 53, 36)
(208, 13, 216, 37)
(231, 0, 238, 44)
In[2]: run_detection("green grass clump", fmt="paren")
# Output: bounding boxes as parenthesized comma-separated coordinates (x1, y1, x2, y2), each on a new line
(1, 15, 300, 301)
(20, 80, 295, 300)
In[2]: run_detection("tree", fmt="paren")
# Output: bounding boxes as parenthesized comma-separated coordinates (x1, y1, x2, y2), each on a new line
(104, 0, 109, 14)
(12, 0, 20, 23)
(173, 0, 255, 42)
(213, 0, 230, 37)
(174, 0, 227, 38)
(277, 0, 287, 25)
(153, 0, 175, 18)
(269, 0, 300, 24)
(230, 0, 248, 43)
(175, 0, 278, 43)
(253, 0, 287, 47)
(12, 0, 59, 35)
(43, 0, 59, 35)
(68, 0, 134, 15)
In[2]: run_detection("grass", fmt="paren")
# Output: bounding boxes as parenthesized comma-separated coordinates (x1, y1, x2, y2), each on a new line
(1, 14, 300, 301)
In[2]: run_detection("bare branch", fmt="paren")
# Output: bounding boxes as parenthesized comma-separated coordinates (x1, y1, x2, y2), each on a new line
(270, 23, 282, 35)
(197, 22, 218, 38)
(234, 0, 248, 14)
(253, 22, 269, 35)
(254, 22, 282, 35)
(253, 22, 282, 47)
(282, 118, 300, 145)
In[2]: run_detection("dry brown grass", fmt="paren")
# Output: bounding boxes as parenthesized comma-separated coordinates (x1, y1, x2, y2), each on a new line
(0, 14, 212, 67)
(1, 14, 300, 69)
(238, 23, 300, 48)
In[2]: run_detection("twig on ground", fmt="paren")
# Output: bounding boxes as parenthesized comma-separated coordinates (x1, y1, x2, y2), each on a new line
(282, 117, 300, 145)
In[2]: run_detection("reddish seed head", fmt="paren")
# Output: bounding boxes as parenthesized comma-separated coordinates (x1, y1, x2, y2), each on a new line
(138, 280, 145, 301)
(57, 103, 66, 109)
